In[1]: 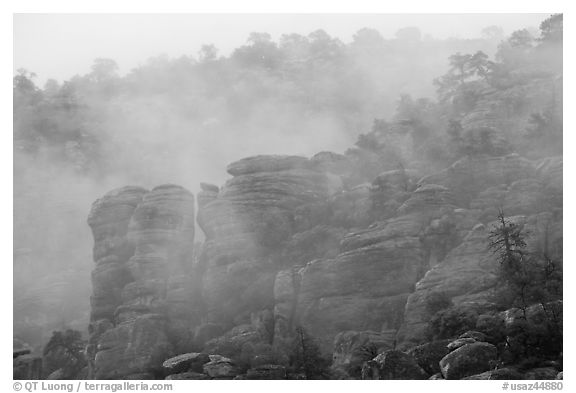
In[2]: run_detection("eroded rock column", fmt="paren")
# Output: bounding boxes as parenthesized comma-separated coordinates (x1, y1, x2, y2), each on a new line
(87, 185, 196, 379)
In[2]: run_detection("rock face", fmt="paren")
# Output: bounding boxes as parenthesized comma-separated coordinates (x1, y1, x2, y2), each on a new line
(86, 186, 148, 377)
(439, 342, 497, 380)
(197, 155, 341, 327)
(226, 155, 316, 176)
(87, 186, 147, 324)
(79, 147, 561, 380)
(13, 353, 42, 380)
(397, 222, 500, 347)
(87, 185, 196, 379)
(419, 154, 536, 206)
(295, 183, 459, 354)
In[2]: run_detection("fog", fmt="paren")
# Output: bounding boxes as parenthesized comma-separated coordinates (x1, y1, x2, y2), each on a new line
(13, 13, 561, 351)
(14, 14, 546, 84)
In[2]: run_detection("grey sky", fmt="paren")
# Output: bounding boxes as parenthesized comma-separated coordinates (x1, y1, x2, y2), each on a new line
(14, 13, 548, 85)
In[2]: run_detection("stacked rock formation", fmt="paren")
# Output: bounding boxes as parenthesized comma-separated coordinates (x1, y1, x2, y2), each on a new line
(197, 155, 341, 329)
(82, 149, 561, 379)
(289, 180, 460, 354)
(87, 185, 196, 379)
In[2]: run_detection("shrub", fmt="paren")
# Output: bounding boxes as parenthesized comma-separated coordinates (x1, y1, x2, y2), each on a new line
(426, 306, 479, 340)
(425, 291, 453, 314)
(488, 212, 563, 364)
(504, 303, 563, 363)
(475, 312, 507, 344)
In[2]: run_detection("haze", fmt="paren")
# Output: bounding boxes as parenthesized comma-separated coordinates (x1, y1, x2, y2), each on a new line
(13, 13, 561, 354)
(14, 13, 547, 85)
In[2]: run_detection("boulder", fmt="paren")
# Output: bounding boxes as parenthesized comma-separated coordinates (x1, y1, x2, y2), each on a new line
(332, 330, 394, 377)
(162, 353, 210, 375)
(246, 364, 287, 379)
(165, 371, 209, 380)
(406, 339, 452, 375)
(459, 331, 487, 342)
(447, 338, 478, 351)
(556, 371, 563, 380)
(204, 324, 266, 358)
(200, 183, 219, 193)
(524, 367, 559, 380)
(361, 350, 429, 380)
(464, 368, 523, 380)
(439, 342, 497, 380)
(203, 356, 239, 378)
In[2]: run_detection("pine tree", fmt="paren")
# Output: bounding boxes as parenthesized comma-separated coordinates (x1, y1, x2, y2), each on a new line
(290, 326, 330, 379)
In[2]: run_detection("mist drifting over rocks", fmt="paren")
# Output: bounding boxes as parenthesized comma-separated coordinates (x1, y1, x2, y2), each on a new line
(14, 14, 562, 381)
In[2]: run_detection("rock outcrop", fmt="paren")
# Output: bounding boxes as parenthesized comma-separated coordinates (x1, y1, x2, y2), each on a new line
(87, 185, 196, 379)
(294, 182, 460, 354)
(79, 147, 561, 380)
(419, 154, 536, 206)
(13, 352, 42, 380)
(439, 342, 497, 380)
(197, 155, 341, 327)
(397, 221, 500, 347)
